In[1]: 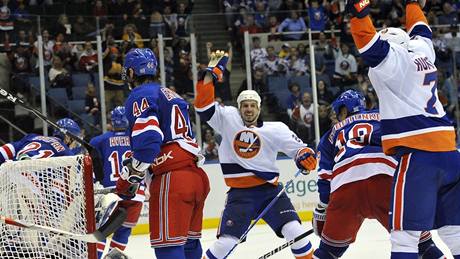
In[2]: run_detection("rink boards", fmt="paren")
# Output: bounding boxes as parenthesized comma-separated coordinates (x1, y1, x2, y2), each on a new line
(131, 158, 319, 235)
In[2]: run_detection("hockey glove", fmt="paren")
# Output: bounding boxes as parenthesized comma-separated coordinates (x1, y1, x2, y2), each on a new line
(200, 50, 229, 82)
(312, 203, 327, 237)
(404, 0, 425, 8)
(295, 147, 317, 173)
(345, 0, 371, 19)
(115, 157, 147, 199)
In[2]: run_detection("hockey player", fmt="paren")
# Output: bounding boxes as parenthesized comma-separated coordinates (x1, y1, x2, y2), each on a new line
(313, 90, 444, 259)
(347, 0, 460, 258)
(0, 118, 80, 164)
(195, 50, 316, 259)
(54, 118, 85, 155)
(89, 106, 144, 258)
(116, 48, 209, 259)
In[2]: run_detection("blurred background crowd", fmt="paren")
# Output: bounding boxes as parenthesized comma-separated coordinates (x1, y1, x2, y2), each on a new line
(0, 0, 459, 161)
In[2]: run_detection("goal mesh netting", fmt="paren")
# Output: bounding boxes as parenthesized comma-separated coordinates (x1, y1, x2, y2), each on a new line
(0, 155, 96, 259)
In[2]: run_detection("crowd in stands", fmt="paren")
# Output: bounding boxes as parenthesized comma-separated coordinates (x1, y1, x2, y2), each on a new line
(1, 0, 460, 159)
(3, 0, 195, 142)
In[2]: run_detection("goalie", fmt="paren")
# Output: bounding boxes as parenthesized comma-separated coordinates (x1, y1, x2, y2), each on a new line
(90, 106, 144, 258)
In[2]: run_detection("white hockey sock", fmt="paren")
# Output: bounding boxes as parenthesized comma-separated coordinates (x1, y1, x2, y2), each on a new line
(438, 226, 460, 255)
(391, 230, 420, 253)
(281, 220, 313, 257)
(205, 235, 238, 259)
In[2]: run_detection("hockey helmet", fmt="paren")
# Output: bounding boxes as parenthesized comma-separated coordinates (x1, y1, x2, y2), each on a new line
(122, 48, 158, 81)
(111, 106, 129, 129)
(332, 90, 366, 116)
(378, 27, 410, 49)
(53, 118, 81, 139)
(237, 90, 261, 109)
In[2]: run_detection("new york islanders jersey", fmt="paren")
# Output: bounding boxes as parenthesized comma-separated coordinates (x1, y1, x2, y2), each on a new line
(350, 4, 456, 155)
(0, 134, 73, 165)
(317, 111, 397, 205)
(124, 83, 199, 165)
(197, 103, 307, 188)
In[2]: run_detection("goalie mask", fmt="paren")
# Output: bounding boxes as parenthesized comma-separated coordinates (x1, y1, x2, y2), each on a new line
(378, 27, 410, 49)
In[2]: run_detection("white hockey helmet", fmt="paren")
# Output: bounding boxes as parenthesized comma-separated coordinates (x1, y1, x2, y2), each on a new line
(237, 90, 261, 109)
(378, 27, 410, 49)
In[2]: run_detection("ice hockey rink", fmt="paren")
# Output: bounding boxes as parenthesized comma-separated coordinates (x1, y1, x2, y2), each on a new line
(117, 219, 454, 259)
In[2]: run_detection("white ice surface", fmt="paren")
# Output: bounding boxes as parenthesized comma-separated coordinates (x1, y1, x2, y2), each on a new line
(114, 219, 453, 259)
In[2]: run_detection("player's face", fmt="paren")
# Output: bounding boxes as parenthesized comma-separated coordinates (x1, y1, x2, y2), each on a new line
(239, 100, 260, 126)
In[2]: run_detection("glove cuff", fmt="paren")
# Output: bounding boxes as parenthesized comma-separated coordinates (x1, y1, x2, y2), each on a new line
(132, 157, 150, 172)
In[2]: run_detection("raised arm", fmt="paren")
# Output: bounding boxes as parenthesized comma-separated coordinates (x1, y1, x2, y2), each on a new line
(405, 1, 431, 39)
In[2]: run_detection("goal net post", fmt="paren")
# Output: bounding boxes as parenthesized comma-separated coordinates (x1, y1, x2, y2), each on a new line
(0, 155, 97, 259)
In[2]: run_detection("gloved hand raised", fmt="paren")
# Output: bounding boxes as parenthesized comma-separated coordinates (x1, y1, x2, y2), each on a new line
(200, 50, 229, 82)
(295, 147, 317, 173)
(345, 0, 371, 19)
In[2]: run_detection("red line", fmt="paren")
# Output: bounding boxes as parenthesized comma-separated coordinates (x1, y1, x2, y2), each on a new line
(394, 154, 409, 230)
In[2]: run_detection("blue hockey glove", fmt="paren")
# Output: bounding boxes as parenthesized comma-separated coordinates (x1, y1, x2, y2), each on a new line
(346, 0, 371, 19)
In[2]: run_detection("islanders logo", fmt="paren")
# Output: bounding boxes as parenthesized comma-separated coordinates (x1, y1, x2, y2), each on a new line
(233, 130, 261, 159)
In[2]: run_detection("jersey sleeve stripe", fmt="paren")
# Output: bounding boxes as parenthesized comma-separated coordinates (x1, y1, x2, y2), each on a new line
(406, 3, 429, 36)
(350, 16, 377, 50)
(351, 17, 389, 68)
(0, 143, 15, 160)
(132, 116, 164, 139)
(407, 22, 432, 40)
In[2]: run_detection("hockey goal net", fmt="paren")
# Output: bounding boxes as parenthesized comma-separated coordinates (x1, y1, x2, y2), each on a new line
(0, 155, 97, 259)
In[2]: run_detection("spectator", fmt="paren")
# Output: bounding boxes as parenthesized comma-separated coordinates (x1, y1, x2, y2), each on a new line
(239, 67, 268, 97)
(103, 47, 124, 110)
(53, 33, 74, 71)
(121, 24, 144, 48)
(10, 44, 31, 74)
(297, 42, 307, 59)
(278, 42, 291, 58)
(250, 36, 267, 69)
(0, 1, 14, 42)
(174, 49, 194, 95)
(266, 15, 280, 41)
(223, 0, 240, 31)
(49, 55, 73, 98)
(12, 1, 31, 32)
(254, 0, 268, 28)
(149, 11, 165, 38)
(286, 82, 302, 118)
(277, 11, 306, 40)
(72, 16, 95, 40)
(333, 43, 357, 91)
(176, 1, 193, 37)
(307, 0, 327, 32)
(291, 92, 315, 145)
(259, 45, 286, 76)
(202, 128, 219, 160)
(305, 49, 326, 76)
(84, 82, 101, 127)
(93, 0, 108, 18)
(318, 103, 331, 136)
(287, 51, 308, 76)
(163, 5, 177, 37)
(207, 41, 233, 102)
(78, 41, 98, 73)
(317, 79, 334, 105)
(438, 2, 458, 25)
(32, 29, 54, 71)
(52, 14, 72, 39)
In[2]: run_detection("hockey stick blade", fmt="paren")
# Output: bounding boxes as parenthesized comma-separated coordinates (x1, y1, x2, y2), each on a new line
(97, 206, 127, 238)
(1, 215, 104, 243)
(258, 229, 314, 259)
(94, 187, 116, 195)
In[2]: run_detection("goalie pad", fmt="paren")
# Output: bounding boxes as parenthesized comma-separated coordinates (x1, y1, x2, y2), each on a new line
(103, 247, 132, 259)
(96, 193, 122, 229)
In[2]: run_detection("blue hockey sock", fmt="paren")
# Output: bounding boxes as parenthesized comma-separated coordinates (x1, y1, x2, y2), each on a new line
(313, 241, 348, 259)
(184, 239, 202, 259)
(391, 252, 418, 259)
(418, 238, 444, 259)
(454, 255, 460, 259)
(154, 245, 185, 259)
(110, 226, 131, 250)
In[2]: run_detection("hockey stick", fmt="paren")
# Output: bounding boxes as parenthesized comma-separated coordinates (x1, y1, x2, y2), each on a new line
(94, 187, 116, 195)
(223, 169, 304, 258)
(0, 87, 104, 182)
(0, 207, 127, 243)
(258, 229, 314, 259)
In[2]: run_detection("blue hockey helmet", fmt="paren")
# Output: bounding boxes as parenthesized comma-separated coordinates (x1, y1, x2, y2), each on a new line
(111, 106, 129, 129)
(122, 48, 158, 81)
(332, 90, 366, 116)
(53, 118, 81, 139)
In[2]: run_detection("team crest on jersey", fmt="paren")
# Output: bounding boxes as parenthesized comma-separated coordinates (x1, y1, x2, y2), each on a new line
(233, 130, 261, 159)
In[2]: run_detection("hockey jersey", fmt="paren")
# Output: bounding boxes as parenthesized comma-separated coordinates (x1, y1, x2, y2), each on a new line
(350, 4, 456, 155)
(90, 130, 145, 202)
(317, 110, 397, 205)
(0, 133, 73, 165)
(195, 78, 308, 188)
(124, 82, 200, 166)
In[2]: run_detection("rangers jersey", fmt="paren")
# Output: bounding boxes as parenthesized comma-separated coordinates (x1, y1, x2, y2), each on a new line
(195, 78, 308, 188)
(350, 5, 456, 155)
(124, 82, 200, 166)
(317, 110, 397, 205)
(0, 133, 73, 165)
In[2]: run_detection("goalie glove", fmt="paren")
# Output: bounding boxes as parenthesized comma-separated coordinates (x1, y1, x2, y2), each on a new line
(295, 147, 317, 173)
(312, 203, 327, 237)
(345, 0, 371, 19)
(199, 50, 229, 82)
